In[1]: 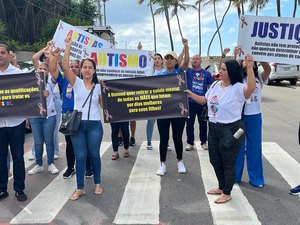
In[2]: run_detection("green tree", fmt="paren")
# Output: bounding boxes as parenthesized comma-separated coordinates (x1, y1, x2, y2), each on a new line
(248, 0, 269, 15)
(137, 0, 157, 52)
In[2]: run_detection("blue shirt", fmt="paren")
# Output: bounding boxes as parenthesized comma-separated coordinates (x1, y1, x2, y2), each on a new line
(160, 68, 182, 76)
(186, 68, 213, 103)
(56, 71, 74, 113)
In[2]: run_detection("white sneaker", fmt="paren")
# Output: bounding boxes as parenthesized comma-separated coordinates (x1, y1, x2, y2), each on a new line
(156, 163, 166, 176)
(48, 163, 59, 174)
(201, 143, 209, 150)
(54, 154, 59, 160)
(28, 165, 44, 175)
(167, 145, 172, 151)
(177, 160, 186, 174)
(28, 155, 35, 161)
(185, 144, 194, 151)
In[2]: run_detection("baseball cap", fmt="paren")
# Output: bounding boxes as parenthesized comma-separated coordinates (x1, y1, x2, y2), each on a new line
(164, 51, 178, 60)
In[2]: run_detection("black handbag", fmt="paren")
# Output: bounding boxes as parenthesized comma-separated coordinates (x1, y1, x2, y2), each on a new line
(59, 86, 95, 135)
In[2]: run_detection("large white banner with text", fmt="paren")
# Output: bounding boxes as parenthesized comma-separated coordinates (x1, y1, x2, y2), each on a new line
(237, 15, 300, 64)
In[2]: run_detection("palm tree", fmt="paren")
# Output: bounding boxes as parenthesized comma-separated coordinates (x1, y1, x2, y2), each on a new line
(205, 0, 233, 56)
(152, 0, 174, 50)
(248, 0, 269, 16)
(232, 0, 246, 19)
(137, 0, 157, 52)
(195, 0, 204, 55)
(293, 0, 300, 17)
(169, 0, 197, 38)
(276, 0, 281, 17)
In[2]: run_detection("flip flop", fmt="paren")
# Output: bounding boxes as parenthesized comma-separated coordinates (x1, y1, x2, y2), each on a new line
(69, 189, 85, 201)
(111, 153, 119, 160)
(214, 194, 232, 204)
(207, 188, 223, 195)
(94, 184, 104, 195)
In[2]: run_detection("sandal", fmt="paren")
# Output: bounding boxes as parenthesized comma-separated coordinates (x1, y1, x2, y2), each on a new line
(207, 188, 223, 195)
(123, 150, 129, 158)
(111, 153, 119, 160)
(94, 184, 104, 195)
(69, 189, 85, 201)
(214, 194, 232, 204)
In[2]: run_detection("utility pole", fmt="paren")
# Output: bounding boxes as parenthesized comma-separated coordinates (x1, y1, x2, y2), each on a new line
(97, 0, 102, 26)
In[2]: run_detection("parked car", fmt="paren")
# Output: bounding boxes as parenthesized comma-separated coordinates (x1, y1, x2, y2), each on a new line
(20, 61, 34, 72)
(205, 64, 220, 80)
(263, 63, 299, 85)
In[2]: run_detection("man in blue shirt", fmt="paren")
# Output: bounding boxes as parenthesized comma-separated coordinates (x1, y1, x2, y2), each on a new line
(185, 54, 213, 151)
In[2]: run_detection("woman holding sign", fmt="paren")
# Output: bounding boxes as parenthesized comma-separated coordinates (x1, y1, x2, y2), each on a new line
(62, 36, 104, 201)
(156, 37, 189, 176)
(186, 55, 256, 204)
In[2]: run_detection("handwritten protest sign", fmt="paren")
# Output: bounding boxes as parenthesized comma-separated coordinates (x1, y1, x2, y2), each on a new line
(0, 71, 47, 118)
(52, 20, 114, 60)
(101, 73, 189, 123)
(237, 15, 300, 64)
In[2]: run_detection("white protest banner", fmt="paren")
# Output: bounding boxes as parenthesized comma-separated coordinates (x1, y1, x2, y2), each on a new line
(52, 20, 114, 60)
(84, 46, 154, 79)
(237, 15, 300, 65)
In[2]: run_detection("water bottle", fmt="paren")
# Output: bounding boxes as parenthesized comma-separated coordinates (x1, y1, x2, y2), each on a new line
(233, 128, 244, 139)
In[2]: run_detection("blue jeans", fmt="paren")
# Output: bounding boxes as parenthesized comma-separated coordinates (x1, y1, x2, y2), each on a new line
(71, 120, 103, 189)
(236, 113, 264, 186)
(30, 115, 56, 166)
(146, 119, 155, 143)
(0, 121, 26, 192)
(53, 93, 61, 155)
(186, 102, 207, 145)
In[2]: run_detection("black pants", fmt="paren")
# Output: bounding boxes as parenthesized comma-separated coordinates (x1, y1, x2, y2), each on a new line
(157, 117, 185, 162)
(0, 122, 26, 193)
(208, 120, 244, 195)
(110, 122, 129, 152)
(65, 134, 91, 170)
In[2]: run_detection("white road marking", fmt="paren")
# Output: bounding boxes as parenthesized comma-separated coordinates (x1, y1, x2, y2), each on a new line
(262, 142, 300, 190)
(196, 142, 261, 225)
(10, 141, 111, 224)
(113, 141, 160, 224)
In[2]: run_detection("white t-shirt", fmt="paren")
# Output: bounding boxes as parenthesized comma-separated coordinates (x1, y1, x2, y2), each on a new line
(244, 72, 263, 115)
(45, 75, 57, 117)
(0, 64, 25, 127)
(205, 81, 246, 123)
(73, 77, 101, 121)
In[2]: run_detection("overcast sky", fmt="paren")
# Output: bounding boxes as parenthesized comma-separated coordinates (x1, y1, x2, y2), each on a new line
(104, 0, 298, 57)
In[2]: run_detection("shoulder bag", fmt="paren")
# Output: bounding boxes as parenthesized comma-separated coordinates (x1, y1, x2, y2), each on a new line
(59, 86, 95, 135)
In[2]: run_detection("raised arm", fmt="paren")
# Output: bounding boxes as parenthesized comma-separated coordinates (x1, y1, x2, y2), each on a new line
(260, 61, 271, 82)
(62, 36, 76, 86)
(180, 37, 189, 71)
(32, 40, 54, 70)
(218, 48, 230, 70)
(243, 54, 256, 99)
(48, 47, 61, 80)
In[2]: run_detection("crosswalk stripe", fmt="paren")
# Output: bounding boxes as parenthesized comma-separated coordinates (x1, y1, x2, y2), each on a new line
(262, 142, 300, 190)
(113, 141, 160, 224)
(195, 142, 261, 225)
(10, 141, 111, 224)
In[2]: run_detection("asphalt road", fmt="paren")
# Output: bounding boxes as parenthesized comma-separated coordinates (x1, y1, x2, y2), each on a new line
(1, 81, 300, 225)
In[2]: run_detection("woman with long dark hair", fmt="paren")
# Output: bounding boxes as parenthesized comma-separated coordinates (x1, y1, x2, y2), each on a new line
(62, 36, 103, 201)
(186, 55, 256, 204)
